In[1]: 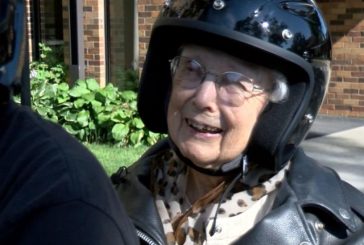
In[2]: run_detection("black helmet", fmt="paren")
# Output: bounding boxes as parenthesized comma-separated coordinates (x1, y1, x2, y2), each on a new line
(138, 0, 331, 171)
(0, 0, 25, 88)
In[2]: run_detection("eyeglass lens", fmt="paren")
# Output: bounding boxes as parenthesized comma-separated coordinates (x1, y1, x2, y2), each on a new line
(170, 56, 263, 105)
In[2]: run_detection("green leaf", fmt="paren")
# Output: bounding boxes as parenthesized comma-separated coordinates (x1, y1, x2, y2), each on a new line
(120, 90, 137, 102)
(103, 84, 118, 100)
(77, 110, 90, 127)
(45, 84, 58, 97)
(97, 113, 111, 125)
(74, 98, 87, 108)
(78, 128, 86, 141)
(89, 121, 96, 130)
(57, 94, 70, 104)
(69, 86, 90, 98)
(75, 79, 87, 88)
(35, 106, 48, 118)
(112, 123, 129, 141)
(58, 102, 73, 111)
(58, 82, 69, 91)
(111, 110, 126, 122)
(49, 114, 59, 123)
(64, 111, 78, 122)
(81, 92, 95, 102)
(130, 130, 144, 146)
(104, 104, 114, 112)
(63, 123, 78, 135)
(147, 131, 163, 145)
(86, 78, 100, 91)
(95, 90, 106, 103)
(132, 118, 144, 129)
(91, 100, 103, 114)
(129, 100, 137, 110)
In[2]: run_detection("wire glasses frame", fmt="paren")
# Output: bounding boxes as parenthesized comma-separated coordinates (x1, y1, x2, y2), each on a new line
(169, 56, 267, 106)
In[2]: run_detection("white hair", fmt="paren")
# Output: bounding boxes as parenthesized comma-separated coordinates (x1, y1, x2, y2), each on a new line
(269, 71, 289, 103)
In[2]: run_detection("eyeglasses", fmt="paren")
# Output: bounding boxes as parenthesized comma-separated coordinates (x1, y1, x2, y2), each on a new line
(169, 56, 266, 106)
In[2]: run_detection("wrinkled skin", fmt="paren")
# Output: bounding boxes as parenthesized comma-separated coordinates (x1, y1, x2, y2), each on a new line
(167, 44, 272, 170)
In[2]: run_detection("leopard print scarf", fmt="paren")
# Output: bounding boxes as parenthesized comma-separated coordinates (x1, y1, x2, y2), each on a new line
(151, 149, 289, 245)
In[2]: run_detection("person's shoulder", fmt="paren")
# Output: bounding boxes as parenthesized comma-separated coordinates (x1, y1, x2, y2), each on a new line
(1, 103, 136, 238)
(2, 103, 111, 201)
(19, 103, 102, 169)
(289, 148, 364, 218)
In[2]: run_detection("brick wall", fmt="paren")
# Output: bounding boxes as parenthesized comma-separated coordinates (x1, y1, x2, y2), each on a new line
(317, 0, 364, 117)
(61, 0, 107, 85)
(25, 0, 63, 61)
(83, 0, 106, 86)
(137, 0, 163, 67)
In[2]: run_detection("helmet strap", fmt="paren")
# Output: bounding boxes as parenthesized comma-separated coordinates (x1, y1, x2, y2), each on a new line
(168, 138, 249, 177)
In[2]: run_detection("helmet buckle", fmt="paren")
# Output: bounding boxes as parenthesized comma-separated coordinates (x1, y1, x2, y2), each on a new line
(282, 29, 293, 40)
(213, 0, 225, 10)
(304, 114, 314, 124)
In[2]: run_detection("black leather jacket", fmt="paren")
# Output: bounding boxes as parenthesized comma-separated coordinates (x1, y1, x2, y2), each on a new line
(114, 140, 364, 245)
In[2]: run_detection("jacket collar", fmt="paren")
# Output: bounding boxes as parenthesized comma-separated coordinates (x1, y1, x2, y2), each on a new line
(115, 140, 170, 245)
(280, 148, 359, 232)
(234, 148, 364, 244)
(117, 143, 364, 244)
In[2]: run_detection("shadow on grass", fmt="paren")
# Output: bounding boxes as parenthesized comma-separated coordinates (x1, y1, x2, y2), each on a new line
(85, 144, 148, 176)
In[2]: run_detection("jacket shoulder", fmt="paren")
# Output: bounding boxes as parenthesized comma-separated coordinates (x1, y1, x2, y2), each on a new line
(234, 149, 364, 244)
(289, 149, 364, 240)
(113, 139, 171, 245)
(290, 148, 364, 209)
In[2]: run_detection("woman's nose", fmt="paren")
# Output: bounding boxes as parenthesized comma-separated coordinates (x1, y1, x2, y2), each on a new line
(192, 74, 219, 111)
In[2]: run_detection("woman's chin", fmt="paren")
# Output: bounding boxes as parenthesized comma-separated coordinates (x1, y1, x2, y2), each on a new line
(181, 147, 220, 168)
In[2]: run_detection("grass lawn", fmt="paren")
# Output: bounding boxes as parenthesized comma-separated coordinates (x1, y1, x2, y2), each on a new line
(85, 144, 148, 176)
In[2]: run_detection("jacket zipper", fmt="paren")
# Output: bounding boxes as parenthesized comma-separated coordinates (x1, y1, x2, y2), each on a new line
(136, 229, 159, 245)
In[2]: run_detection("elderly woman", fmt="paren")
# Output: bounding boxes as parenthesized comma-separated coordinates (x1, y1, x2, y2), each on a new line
(113, 0, 364, 244)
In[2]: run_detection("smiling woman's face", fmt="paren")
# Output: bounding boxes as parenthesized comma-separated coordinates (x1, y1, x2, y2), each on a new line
(167, 44, 271, 169)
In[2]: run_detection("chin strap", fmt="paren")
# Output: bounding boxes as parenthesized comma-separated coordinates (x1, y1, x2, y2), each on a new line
(209, 155, 248, 236)
(169, 139, 248, 176)
(168, 139, 251, 237)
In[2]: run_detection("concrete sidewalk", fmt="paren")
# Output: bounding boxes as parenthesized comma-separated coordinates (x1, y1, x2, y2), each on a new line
(301, 116, 364, 192)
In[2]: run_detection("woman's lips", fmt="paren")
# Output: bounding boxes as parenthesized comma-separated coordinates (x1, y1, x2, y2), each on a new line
(185, 118, 223, 134)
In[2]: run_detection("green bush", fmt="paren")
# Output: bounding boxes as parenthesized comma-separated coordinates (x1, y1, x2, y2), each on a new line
(30, 43, 163, 147)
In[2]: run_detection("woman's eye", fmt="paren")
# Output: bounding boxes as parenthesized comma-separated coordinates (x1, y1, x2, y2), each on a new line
(186, 61, 200, 72)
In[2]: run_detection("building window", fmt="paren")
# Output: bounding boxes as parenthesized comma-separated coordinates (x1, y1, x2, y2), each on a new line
(31, 0, 64, 61)
(105, 0, 136, 88)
